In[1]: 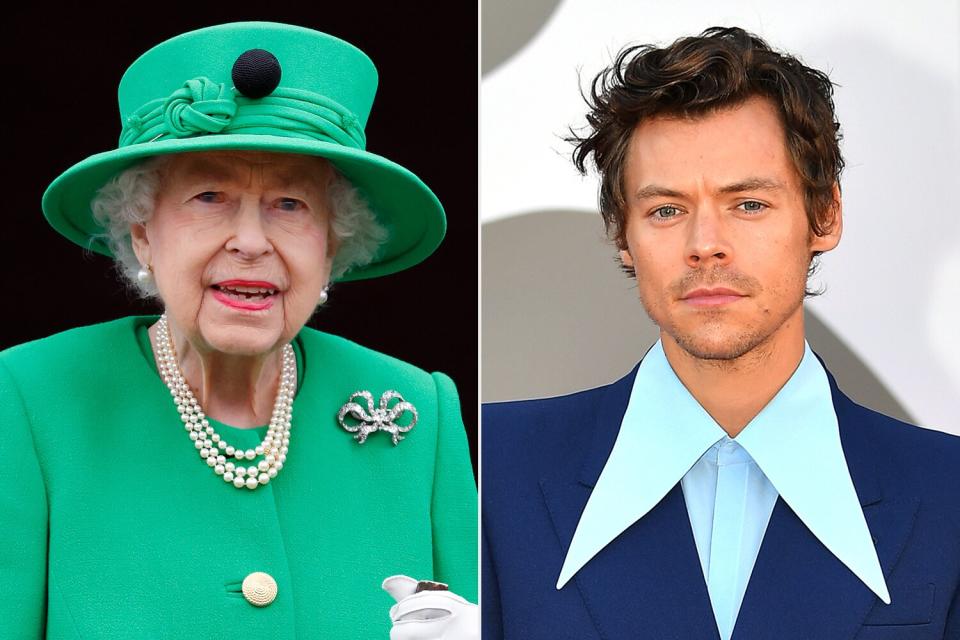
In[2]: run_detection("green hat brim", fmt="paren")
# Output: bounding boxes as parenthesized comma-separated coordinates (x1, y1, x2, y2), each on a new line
(42, 134, 446, 282)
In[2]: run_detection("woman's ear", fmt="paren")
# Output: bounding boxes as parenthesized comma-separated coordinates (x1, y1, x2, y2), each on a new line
(130, 222, 151, 267)
(320, 161, 340, 270)
(325, 220, 339, 272)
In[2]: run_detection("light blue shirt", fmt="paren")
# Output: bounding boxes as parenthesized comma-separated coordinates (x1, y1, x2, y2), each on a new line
(557, 339, 889, 640)
(681, 436, 778, 639)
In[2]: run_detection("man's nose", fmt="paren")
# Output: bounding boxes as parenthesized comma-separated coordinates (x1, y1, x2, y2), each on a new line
(684, 206, 732, 269)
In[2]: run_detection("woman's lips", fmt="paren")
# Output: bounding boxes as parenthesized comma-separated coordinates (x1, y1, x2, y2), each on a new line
(210, 281, 280, 311)
(216, 279, 279, 290)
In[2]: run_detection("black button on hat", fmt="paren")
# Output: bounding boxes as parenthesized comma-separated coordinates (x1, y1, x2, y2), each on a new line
(232, 49, 282, 98)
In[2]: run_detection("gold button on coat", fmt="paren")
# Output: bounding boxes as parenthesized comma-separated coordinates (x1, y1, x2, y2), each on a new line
(242, 571, 278, 607)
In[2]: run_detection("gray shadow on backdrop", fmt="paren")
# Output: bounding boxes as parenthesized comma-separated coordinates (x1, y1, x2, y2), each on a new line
(482, 210, 914, 426)
(481, 0, 562, 75)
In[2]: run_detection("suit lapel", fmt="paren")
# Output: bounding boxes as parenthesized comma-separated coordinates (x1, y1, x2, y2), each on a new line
(540, 365, 720, 640)
(732, 364, 919, 639)
(543, 481, 720, 639)
(733, 497, 918, 639)
(534, 351, 918, 640)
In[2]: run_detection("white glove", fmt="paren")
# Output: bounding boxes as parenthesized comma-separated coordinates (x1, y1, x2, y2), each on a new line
(382, 575, 479, 640)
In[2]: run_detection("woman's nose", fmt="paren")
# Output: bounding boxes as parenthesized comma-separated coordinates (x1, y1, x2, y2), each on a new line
(224, 198, 273, 259)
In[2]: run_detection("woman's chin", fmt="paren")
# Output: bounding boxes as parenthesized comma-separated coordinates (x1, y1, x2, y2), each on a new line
(197, 320, 286, 357)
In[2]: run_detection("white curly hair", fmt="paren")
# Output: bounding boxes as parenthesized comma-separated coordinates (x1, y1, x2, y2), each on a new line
(90, 153, 388, 298)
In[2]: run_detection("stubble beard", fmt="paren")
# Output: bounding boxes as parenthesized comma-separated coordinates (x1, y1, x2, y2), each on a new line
(637, 271, 806, 366)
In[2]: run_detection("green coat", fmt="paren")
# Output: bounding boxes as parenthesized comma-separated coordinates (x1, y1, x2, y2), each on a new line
(0, 316, 477, 639)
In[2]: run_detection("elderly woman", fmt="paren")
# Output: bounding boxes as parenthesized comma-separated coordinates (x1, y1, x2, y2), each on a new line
(1, 21, 476, 639)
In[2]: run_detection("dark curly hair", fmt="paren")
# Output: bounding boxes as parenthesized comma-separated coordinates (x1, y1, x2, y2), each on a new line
(570, 26, 843, 273)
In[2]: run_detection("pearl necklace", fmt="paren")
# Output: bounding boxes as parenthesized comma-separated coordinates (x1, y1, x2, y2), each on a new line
(154, 313, 295, 490)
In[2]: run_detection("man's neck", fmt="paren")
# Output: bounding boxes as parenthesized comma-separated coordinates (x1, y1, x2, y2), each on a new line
(659, 308, 806, 437)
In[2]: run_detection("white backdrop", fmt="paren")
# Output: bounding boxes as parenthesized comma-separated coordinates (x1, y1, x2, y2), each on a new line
(481, 0, 960, 435)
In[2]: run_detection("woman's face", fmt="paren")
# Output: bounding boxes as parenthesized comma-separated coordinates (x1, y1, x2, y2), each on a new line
(131, 150, 336, 356)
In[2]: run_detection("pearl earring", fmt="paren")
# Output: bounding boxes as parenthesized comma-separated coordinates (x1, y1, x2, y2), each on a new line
(137, 264, 153, 286)
(318, 286, 329, 305)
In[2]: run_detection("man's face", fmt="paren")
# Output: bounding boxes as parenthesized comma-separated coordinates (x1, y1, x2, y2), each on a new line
(620, 95, 841, 361)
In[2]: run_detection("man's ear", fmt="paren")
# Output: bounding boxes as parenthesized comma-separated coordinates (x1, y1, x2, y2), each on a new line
(811, 183, 843, 254)
(619, 248, 635, 268)
(130, 222, 152, 267)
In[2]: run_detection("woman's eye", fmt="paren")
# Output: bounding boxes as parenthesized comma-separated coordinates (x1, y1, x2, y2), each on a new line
(739, 200, 767, 213)
(194, 191, 223, 203)
(651, 205, 681, 219)
(277, 198, 305, 212)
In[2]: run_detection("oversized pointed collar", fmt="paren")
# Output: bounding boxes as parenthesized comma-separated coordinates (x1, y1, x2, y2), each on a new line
(557, 339, 890, 605)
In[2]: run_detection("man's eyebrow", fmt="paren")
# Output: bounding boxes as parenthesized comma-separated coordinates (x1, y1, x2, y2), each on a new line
(634, 184, 688, 200)
(718, 177, 786, 193)
(634, 178, 785, 200)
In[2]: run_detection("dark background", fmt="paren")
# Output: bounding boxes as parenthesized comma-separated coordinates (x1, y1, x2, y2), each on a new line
(5, 7, 478, 474)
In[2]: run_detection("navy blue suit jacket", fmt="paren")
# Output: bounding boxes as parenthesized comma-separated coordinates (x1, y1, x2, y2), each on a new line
(482, 357, 960, 639)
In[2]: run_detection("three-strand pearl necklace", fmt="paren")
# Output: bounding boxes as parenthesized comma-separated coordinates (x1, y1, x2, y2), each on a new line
(154, 313, 295, 490)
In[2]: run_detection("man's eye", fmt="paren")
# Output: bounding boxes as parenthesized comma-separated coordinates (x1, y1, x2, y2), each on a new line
(739, 200, 767, 213)
(651, 205, 681, 219)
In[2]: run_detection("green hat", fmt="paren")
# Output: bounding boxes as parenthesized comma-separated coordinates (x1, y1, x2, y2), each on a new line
(41, 21, 446, 282)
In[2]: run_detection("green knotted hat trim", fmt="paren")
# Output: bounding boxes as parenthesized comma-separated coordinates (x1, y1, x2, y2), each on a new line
(41, 21, 446, 282)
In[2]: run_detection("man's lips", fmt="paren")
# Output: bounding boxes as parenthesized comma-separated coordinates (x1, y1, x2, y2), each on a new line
(681, 287, 746, 307)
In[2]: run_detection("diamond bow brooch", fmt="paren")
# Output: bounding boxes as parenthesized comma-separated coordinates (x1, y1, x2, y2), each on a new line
(338, 390, 419, 445)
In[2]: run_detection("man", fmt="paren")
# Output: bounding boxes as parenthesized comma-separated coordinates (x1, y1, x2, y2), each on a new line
(481, 27, 959, 640)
